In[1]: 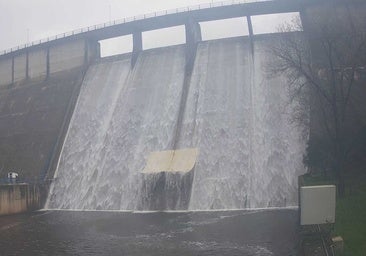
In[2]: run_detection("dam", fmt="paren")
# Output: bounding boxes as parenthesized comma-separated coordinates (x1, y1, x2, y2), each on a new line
(45, 34, 305, 211)
(0, 0, 310, 212)
(3, 0, 359, 254)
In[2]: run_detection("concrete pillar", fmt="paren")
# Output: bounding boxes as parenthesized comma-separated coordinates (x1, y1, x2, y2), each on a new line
(84, 39, 89, 67)
(83, 40, 100, 67)
(26, 51, 29, 80)
(171, 18, 202, 150)
(247, 16, 254, 37)
(185, 19, 202, 46)
(132, 32, 142, 67)
(185, 19, 201, 75)
(11, 56, 14, 85)
(46, 47, 50, 79)
(133, 32, 143, 52)
(246, 16, 254, 55)
(96, 42, 101, 60)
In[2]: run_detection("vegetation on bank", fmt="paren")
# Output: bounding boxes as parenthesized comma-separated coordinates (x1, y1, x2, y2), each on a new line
(334, 172, 366, 256)
(301, 172, 366, 256)
(268, 7, 366, 197)
(266, 1, 366, 254)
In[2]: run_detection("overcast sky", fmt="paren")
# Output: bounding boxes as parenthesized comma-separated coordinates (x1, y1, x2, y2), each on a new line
(0, 0, 298, 56)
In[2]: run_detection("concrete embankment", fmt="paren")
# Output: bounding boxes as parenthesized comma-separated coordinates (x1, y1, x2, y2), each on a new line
(0, 184, 46, 216)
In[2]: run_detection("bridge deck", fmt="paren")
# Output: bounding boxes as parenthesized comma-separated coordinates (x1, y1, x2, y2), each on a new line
(0, 0, 301, 58)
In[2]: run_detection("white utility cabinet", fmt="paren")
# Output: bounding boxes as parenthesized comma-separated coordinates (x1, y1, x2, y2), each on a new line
(300, 185, 336, 225)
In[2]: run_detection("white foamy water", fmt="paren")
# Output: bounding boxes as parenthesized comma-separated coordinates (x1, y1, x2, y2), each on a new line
(184, 38, 305, 209)
(47, 37, 306, 210)
(47, 46, 187, 210)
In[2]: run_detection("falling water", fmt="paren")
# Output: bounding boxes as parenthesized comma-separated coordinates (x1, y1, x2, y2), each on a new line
(181, 38, 305, 209)
(47, 37, 306, 211)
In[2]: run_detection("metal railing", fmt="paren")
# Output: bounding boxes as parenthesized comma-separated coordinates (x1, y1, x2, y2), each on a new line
(0, 0, 271, 56)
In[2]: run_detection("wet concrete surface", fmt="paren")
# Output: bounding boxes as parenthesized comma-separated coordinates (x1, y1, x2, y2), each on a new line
(0, 209, 299, 256)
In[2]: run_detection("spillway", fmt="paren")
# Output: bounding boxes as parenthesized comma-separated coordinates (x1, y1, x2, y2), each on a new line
(47, 37, 306, 211)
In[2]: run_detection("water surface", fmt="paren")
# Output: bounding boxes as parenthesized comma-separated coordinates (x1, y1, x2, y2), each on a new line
(0, 209, 298, 255)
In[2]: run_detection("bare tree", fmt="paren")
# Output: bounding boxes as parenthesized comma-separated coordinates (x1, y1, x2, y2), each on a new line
(267, 4, 366, 196)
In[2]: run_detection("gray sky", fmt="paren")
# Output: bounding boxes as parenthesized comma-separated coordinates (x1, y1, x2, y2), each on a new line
(0, 0, 299, 56)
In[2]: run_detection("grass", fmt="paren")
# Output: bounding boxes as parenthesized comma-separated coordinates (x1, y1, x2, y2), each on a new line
(300, 171, 366, 256)
(334, 172, 366, 256)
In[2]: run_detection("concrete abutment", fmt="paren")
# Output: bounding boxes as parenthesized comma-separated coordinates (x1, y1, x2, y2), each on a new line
(0, 183, 47, 216)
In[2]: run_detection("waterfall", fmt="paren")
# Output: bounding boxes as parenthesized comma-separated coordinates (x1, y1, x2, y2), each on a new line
(182, 38, 305, 209)
(47, 37, 306, 211)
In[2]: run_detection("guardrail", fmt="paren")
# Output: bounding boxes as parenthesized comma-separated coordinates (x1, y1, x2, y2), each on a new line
(0, 0, 271, 56)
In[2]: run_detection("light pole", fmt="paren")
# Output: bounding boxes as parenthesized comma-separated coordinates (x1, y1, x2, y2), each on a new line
(109, 3, 112, 23)
(27, 29, 30, 44)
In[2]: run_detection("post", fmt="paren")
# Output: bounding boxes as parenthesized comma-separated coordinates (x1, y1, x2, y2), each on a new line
(132, 31, 143, 68)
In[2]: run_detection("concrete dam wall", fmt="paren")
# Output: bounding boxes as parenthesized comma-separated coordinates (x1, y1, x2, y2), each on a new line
(0, 0, 362, 213)
(0, 38, 99, 182)
(46, 35, 306, 211)
(0, 70, 84, 181)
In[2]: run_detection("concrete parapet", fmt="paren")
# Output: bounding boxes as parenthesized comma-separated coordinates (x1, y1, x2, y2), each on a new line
(49, 39, 86, 74)
(0, 183, 43, 216)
